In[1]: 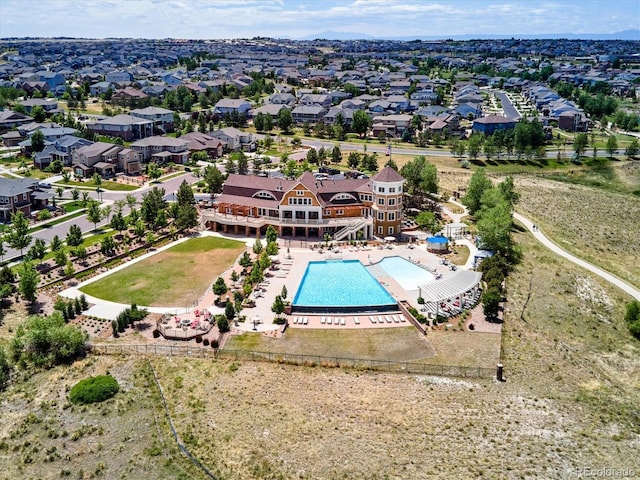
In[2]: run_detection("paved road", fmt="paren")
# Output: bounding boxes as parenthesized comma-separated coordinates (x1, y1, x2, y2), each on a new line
(2, 172, 198, 261)
(494, 91, 521, 120)
(513, 212, 640, 301)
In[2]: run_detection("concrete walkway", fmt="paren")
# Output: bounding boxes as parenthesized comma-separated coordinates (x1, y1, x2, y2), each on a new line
(58, 231, 256, 320)
(444, 198, 639, 301)
(513, 212, 640, 301)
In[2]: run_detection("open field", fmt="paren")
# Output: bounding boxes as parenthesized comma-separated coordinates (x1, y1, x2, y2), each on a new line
(227, 327, 437, 362)
(146, 229, 638, 480)
(0, 356, 202, 480)
(80, 237, 246, 306)
(0, 235, 637, 479)
(515, 165, 640, 289)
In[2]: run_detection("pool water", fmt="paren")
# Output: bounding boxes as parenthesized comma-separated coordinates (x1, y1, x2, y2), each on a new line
(293, 260, 397, 312)
(377, 256, 435, 291)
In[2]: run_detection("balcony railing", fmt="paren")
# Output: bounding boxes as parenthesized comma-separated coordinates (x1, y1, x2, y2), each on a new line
(201, 210, 372, 228)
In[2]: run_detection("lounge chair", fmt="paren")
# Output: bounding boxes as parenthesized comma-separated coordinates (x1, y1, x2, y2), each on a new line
(392, 316, 399, 323)
(340, 317, 345, 326)
(321, 317, 326, 324)
(327, 317, 332, 325)
(377, 316, 385, 323)
(353, 316, 360, 325)
(369, 316, 376, 323)
(385, 316, 392, 323)
(399, 315, 407, 322)
(303, 317, 308, 325)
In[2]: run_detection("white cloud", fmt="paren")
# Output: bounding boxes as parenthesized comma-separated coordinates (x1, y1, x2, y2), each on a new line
(0, 0, 637, 38)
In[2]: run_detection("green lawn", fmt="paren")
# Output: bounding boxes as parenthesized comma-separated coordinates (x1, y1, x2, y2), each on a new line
(80, 236, 246, 307)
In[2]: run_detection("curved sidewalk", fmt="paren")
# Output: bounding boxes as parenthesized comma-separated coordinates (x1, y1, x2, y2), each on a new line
(58, 231, 256, 321)
(513, 212, 640, 301)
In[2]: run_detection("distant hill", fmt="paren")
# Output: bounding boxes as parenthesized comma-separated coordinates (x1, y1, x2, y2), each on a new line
(298, 29, 640, 41)
(298, 30, 374, 41)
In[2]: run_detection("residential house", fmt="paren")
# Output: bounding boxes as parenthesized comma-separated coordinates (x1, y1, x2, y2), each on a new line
(0, 177, 52, 222)
(130, 106, 175, 133)
(89, 81, 114, 96)
(410, 89, 439, 104)
(105, 70, 134, 83)
(558, 112, 590, 132)
(116, 148, 143, 175)
(213, 98, 252, 116)
(71, 142, 123, 178)
(291, 105, 328, 125)
(251, 103, 286, 120)
(298, 94, 331, 108)
(19, 98, 59, 114)
(472, 115, 517, 135)
(209, 127, 256, 152)
(130, 136, 189, 164)
(35, 70, 65, 90)
(33, 135, 93, 169)
(180, 132, 225, 158)
(267, 92, 296, 106)
(371, 114, 412, 138)
(0, 110, 33, 131)
(323, 107, 354, 127)
(111, 87, 149, 107)
(87, 114, 153, 141)
(1, 130, 22, 147)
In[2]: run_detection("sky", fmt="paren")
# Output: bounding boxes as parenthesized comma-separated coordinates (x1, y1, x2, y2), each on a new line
(0, 0, 638, 40)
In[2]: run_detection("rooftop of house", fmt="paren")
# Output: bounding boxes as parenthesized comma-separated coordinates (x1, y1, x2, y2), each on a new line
(0, 177, 39, 196)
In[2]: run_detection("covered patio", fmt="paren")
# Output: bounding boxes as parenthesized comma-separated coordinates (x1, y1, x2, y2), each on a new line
(418, 269, 483, 319)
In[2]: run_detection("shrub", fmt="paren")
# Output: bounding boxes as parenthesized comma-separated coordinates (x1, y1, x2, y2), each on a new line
(69, 375, 119, 405)
(417, 296, 425, 304)
(624, 300, 640, 340)
(203, 338, 209, 346)
(211, 339, 219, 348)
(217, 315, 229, 333)
(152, 329, 160, 338)
(195, 335, 202, 343)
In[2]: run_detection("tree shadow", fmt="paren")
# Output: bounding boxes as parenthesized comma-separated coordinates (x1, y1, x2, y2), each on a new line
(135, 321, 153, 332)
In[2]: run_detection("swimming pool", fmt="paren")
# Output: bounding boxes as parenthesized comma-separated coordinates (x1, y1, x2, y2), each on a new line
(292, 260, 398, 313)
(377, 256, 435, 291)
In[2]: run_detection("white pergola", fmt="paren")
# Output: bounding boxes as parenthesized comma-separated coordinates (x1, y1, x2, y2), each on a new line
(443, 222, 468, 238)
(418, 269, 482, 316)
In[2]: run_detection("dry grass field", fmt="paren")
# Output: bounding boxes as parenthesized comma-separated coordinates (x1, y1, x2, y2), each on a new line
(0, 356, 201, 480)
(226, 327, 500, 369)
(515, 165, 640, 289)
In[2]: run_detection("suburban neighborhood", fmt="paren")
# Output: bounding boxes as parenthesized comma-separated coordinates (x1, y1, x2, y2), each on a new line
(0, 25, 639, 480)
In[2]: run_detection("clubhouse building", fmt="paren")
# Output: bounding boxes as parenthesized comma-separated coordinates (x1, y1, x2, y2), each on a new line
(203, 166, 404, 241)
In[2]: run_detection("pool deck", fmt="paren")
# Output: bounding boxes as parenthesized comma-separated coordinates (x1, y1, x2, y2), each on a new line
(58, 230, 479, 337)
(232, 235, 477, 334)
